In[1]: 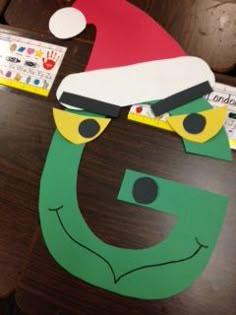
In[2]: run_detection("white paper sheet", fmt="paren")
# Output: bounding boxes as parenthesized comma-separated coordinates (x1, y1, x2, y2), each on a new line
(56, 56, 215, 109)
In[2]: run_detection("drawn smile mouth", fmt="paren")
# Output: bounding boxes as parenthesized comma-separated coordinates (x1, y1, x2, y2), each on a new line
(48, 205, 209, 284)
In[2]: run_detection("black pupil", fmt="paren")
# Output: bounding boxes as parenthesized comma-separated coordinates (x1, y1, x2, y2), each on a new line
(132, 177, 158, 204)
(183, 113, 206, 134)
(79, 119, 100, 138)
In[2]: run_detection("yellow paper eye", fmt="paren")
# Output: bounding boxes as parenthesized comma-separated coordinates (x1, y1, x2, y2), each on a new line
(53, 108, 111, 144)
(167, 106, 227, 143)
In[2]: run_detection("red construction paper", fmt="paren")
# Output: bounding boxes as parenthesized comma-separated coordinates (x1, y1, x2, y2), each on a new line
(72, 0, 185, 70)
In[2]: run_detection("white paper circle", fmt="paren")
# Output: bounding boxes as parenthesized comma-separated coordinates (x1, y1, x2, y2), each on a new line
(49, 7, 87, 39)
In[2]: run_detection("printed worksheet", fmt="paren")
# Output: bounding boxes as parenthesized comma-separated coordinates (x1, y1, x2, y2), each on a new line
(205, 82, 236, 148)
(0, 32, 67, 96)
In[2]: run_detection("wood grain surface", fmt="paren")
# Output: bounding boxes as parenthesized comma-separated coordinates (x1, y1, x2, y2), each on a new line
(0, 0, 9, 15)
(4, 0, 74, 32)
(0, 1, 235, 314)
(3, 0, 95, 41)
(139, 0, 236, 73)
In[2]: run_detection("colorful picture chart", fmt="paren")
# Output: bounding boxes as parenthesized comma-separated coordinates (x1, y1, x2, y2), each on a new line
(0, 32, 67, 96)
(205, 83, 236, 149)
(128, 83, 236, 149)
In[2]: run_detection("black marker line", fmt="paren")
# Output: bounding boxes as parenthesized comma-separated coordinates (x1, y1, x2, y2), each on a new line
(50, 206, 208, 284)
(115, 237, 208, 283)
(54, 207, 117, 282)
(48, 205, 64, 211)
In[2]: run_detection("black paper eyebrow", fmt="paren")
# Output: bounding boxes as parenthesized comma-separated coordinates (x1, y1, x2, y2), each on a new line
(151, 81, 213, 116)
(59, 92, 121, 118)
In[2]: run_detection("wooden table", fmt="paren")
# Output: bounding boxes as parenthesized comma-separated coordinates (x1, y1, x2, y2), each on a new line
(3, 0, 95, 41)
(144, 0, 236, 73)
(0, 2, 236, 314)
(4, 0, 74, 31)
(3, 0, 236, 74)
(0, 0, 9, 15)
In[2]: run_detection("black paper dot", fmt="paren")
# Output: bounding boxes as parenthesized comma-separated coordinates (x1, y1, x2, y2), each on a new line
(79, 119, 100, 138)
(183, 113, 206, 134)
(132, 177, 158, 204)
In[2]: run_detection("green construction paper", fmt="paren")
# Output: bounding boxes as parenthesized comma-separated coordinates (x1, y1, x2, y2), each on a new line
(170, 98, 232, 161)
(118, 169, 228, 297)
(39, 124, 228, 299)
(184, 128, 232, 161)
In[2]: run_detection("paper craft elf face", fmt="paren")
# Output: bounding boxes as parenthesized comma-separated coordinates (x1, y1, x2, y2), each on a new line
(40, 0, 231, 300)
